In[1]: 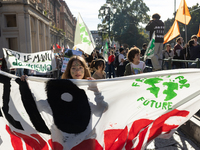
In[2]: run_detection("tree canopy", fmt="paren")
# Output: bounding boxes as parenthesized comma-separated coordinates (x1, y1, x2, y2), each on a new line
(98, 0, 150, 48)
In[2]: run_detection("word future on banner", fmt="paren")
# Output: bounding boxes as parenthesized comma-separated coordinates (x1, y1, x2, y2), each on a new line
(3, 48, 56, 73)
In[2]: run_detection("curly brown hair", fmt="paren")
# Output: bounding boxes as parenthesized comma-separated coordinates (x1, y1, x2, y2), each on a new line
(61, 55, 91, 79)
(127, 47, 140, 62)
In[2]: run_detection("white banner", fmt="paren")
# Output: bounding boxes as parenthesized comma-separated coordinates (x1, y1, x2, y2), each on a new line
(0, 69, 200, 150)
(3, 48, 56, 73)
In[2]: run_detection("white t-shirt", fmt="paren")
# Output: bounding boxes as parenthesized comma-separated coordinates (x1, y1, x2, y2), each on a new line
(130, 61, 146, 74)
(118, 54, 124, 66)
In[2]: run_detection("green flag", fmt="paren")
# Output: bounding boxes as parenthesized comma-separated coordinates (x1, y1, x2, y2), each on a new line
(103, 41, 109, 61)
(144, 32, 155, 62)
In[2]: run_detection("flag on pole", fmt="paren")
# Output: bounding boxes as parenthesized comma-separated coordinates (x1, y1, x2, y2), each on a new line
(197, 25, 200, 37)
(103, 41, 109, 61)
(56, 44, 61, 49)
(175, 0, 191, 25)
(53, 45, 55, 50)
(61, 46, 64, 53)
(1, 69, 200, 149)
(144, 32, 155, 62)
(74, 13, 96, 55)
(163, 20, 180, 44)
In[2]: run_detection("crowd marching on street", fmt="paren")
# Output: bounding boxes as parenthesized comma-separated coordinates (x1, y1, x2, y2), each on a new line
(46, 14, 200, 80)
(0, 13, 200, 82)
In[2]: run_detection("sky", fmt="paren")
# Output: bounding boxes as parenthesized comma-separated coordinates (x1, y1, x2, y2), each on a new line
(65, 0, 200, 30)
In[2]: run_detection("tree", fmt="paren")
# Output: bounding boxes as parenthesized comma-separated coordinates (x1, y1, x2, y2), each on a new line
(98, 0, 150, 48)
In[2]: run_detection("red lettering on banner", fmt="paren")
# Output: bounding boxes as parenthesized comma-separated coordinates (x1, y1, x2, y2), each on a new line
(5, 109, 189, 150)
(125, 119, 153, 150)
(13, 132, 49, 150)
(48, 139, 63, 150)
(71, 139, 103, 150)
(6, 125, 23, 150)
(104, 126, 128, 150)
(6, 125, 63, 150)
(147, 109, 189, 142)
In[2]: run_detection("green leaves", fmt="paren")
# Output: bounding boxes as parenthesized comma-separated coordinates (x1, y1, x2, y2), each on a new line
(98, 0, 150, 47)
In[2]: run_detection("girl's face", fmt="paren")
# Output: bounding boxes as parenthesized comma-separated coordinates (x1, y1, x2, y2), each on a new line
(133, 53, 140, 63)
(70, 60, 85, 79)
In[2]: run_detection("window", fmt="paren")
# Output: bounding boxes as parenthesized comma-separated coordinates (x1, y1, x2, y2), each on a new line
(6, 38, 18, 51)
(5, 14, 17, 27)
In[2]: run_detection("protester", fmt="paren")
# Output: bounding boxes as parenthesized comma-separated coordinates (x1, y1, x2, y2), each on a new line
(15, 68, 24, 77)
(117, 47, 126, 77)
(61, 55, 92, 80)
(191, 35, 199, 45)
(173, 37, 185, 69)
(54, 54, 61, 79)
(162, 44, 174, 70)
(140, 43, 147, 57)
(96, 51, 104, 60)
(145, 13, 164, 71)
(124, 47, 146, 75)
(1, 57, 9, 72)
(90, 59, 106, 79)
(108, 50, 115, 78)
(188, 39, 200, 68)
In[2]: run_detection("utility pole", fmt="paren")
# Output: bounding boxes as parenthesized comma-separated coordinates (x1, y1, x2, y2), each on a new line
(108, 7, 110, 42)
(174, 0, 176, 18)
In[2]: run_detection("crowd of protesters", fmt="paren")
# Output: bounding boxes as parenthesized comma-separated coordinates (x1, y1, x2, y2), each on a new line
(1, 13, 200, 80)
(1, 34, 200, 80)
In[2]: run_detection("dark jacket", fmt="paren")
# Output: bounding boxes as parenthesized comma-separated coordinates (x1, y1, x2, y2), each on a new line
(146, 19, 164, 43)
(189, 45, 200, 60)
(124, 63, 132, 76)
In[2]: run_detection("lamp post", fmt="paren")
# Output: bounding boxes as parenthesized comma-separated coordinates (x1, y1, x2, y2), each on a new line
(174, 0, 176, 18)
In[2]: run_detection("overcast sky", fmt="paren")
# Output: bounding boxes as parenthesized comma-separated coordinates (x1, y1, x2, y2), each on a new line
(65, 0, 200, 30)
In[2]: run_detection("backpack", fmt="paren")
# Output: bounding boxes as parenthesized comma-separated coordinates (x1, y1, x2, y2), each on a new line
(113, 54, 120, 68)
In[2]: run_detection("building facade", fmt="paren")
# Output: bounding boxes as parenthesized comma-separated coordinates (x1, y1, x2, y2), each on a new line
(59, 0, 76, 49)
(0, 0, 76, 58)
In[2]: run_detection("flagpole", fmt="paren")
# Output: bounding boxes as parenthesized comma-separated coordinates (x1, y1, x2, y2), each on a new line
(184, 1, 188, 67)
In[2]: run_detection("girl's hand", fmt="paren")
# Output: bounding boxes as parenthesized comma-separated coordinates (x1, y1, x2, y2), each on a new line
(87, 77, 95, 80)
(20, 75, 27, 81)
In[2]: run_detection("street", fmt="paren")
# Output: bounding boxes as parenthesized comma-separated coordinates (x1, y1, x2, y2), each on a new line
(146, 129, 200, 150)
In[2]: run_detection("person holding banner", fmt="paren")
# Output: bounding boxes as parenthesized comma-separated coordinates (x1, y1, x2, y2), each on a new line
(61, 55, 92, 80)
(145, 13, 164, 71)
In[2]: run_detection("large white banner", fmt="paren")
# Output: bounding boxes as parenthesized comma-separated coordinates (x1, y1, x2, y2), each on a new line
(0, 69, 200, 150)
(3, 48, 56, 73)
